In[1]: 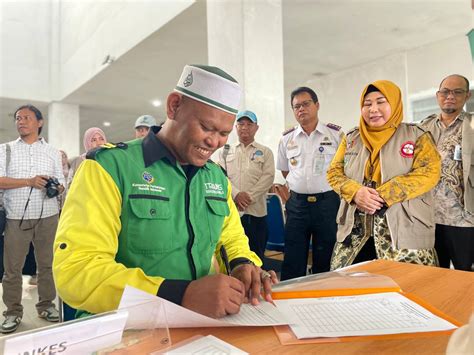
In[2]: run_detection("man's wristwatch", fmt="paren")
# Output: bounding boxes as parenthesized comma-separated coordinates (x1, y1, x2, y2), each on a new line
(231, 259, 254, 272)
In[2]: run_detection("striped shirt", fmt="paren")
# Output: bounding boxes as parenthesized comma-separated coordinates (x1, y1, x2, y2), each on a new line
(0, 138, 65, 219)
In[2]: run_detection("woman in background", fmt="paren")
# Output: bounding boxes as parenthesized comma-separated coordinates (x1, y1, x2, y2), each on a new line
(327, 80, 441, 269)
(68, 127, 107, 188)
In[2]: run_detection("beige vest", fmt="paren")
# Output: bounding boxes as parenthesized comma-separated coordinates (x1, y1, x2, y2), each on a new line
(420, 112, 473, 215)
(337, 123, 435, 249)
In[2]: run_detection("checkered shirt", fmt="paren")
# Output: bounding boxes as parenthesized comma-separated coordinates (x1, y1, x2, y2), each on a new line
(0, 138, 65, 219)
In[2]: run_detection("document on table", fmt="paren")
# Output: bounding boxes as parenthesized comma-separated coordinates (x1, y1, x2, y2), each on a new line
(274, 292, 457, 339)
(118, 285, 289, 329)
(163, 335, 248, 355)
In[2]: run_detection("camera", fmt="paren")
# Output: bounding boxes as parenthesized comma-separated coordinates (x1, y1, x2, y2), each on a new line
(44, 177, 60, 198)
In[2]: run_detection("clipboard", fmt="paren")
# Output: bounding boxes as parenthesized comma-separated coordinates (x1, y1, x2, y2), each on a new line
(270, 271, 462, 345)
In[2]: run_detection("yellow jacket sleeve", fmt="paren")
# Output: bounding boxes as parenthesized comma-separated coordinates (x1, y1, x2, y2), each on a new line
(53, 160, 164, 314)
(377, 132, 441, 206)
(327, 135, 364, 203)
(215, 181, 262, 273)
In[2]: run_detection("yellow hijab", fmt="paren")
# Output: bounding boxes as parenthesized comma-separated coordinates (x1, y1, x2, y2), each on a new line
(359, 80, 404, 184)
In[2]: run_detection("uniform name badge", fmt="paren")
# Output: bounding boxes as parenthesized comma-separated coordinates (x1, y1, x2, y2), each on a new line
(313, 154, 325, 175)
(454, 145, 462, 161)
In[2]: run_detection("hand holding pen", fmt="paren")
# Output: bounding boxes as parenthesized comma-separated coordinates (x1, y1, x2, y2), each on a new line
(180, 246, 278, 318)
(220, 245, 278, 305)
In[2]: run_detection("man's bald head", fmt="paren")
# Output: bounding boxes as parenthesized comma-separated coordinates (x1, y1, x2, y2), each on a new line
(439, 74, 469, 91)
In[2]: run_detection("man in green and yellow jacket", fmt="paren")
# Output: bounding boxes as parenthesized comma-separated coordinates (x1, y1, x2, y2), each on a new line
(53, 65, 277, 318)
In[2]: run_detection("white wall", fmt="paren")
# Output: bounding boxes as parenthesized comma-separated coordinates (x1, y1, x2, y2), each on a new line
(295, 34, 473, 133)
(56, 0, 194, 100)
(407, 34, 473, 94)
(0, 0, 195, 104)
(207, 0, 286, 183)
(0, 0, 52, 102)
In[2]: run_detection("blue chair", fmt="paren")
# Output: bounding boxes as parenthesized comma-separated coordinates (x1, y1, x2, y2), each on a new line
(266, 193, 286, 251)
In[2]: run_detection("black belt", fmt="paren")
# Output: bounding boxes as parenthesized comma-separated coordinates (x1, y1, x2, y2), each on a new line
(290, 190, 335, 203)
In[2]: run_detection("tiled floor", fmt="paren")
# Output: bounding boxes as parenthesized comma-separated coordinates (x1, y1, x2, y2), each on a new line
(0, 276, 58, 338)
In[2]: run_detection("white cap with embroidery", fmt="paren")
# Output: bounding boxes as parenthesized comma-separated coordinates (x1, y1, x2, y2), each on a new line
(174, 64, 241, 114)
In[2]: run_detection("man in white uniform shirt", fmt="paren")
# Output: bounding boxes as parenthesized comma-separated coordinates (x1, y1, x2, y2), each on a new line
(219, 110, 275, 260)
(0, 105, 65, 333)
(277, 87, 342, 280)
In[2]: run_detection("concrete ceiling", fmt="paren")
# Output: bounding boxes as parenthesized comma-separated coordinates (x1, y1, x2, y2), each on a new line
(0, 0, 471, 153)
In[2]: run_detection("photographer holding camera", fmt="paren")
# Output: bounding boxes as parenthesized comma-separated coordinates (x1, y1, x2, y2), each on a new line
(0, 105, 64, 333)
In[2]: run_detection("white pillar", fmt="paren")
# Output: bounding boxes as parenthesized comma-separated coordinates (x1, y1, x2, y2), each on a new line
(48, 102, 80, 157)
(207, 0, 285, 170)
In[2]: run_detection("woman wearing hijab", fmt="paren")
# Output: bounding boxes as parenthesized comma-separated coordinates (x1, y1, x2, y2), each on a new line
(327, 80, 441, 269)
(68, 127, 107, 188)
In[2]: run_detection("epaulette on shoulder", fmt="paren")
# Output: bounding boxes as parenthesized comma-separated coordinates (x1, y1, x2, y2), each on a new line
(86, 142, 128, 160)
(326, 122, 342, 131)
(282, 126, 297, 136)
(346, 126, 359, 136)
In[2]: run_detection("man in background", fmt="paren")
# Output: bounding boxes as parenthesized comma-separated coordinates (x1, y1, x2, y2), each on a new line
(0, 105, 64, 333)
(421, 74, 473, 271)
(277, 87, 342, 280)
(219, 110, 275, 261)
(134, 114, 157, 138)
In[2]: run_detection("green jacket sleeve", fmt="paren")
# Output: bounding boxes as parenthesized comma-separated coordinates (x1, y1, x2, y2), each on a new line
(53, 160, 165, 314)
(215, 182, 262, 272)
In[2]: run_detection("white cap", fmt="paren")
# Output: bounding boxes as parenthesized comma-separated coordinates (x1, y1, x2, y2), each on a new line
(135, 115, 157, 128)
(174, 64, 241, 114)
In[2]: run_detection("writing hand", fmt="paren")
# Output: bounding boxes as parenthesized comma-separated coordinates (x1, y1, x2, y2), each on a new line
(181, 274, 245, 318)
(231, 264, 278, 305)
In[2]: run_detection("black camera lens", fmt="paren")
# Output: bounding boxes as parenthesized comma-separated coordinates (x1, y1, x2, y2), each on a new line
(45, 178, 60, 198)
(46, 186, 59, 198)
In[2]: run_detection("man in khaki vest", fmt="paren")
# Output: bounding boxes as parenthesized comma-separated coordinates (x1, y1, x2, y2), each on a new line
(420, 74, 473, 271)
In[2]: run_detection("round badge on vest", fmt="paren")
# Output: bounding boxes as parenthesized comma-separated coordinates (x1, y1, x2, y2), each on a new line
(400, 141, 415, 158)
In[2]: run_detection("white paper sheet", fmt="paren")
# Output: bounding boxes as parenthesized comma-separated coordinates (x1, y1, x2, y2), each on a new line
(3, 311, 128, 355)
(163, 335, 248, 355)
(275, 292, 457, 339)
(118, 285, 289, 329)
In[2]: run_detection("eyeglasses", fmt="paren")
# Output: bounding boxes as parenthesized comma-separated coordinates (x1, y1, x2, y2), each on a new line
(437, 89, 467, 98)
(292, 100, 314, 111)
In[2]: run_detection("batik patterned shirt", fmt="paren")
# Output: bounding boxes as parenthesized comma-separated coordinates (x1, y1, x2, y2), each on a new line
(433, 113, 474, 227)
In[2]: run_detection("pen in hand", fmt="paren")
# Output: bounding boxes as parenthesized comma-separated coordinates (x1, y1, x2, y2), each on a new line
(220, 245, 231, 276)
